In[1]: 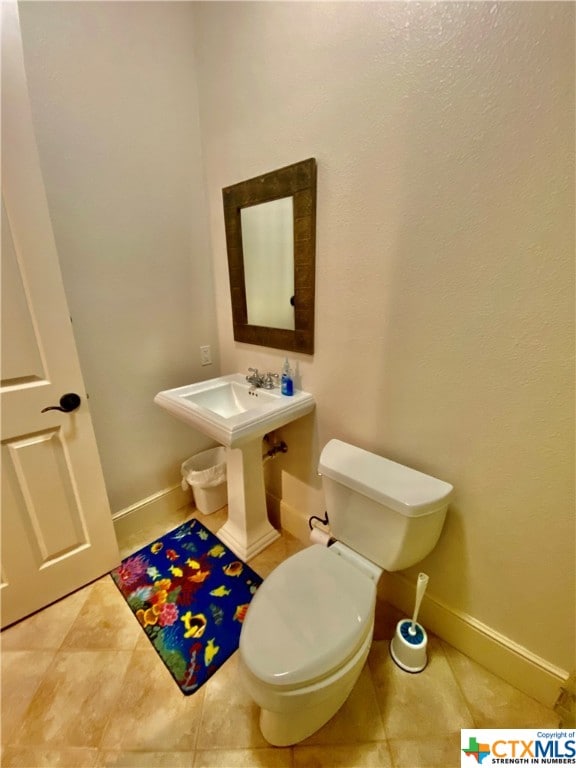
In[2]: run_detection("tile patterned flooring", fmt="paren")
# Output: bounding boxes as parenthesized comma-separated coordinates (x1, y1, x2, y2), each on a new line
(1, 507, 559, 768)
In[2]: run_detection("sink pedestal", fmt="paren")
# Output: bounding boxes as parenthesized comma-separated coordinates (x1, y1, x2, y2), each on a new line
(217, 442, 280, 561)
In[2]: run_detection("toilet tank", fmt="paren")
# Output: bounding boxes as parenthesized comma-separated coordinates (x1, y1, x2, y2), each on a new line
(318, 440, 453, 571)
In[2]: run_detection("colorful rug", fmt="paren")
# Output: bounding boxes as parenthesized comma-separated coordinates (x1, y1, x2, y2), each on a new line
(110, 518, 262, 694)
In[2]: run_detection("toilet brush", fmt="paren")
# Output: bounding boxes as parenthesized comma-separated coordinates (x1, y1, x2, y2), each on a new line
(390, 572, 430, 673)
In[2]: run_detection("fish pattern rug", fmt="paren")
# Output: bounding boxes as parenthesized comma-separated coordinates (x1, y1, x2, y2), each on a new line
(110, 518, 262, 694)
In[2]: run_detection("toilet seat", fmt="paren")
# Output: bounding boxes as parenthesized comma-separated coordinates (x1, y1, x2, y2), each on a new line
(240, 545, 376, 688)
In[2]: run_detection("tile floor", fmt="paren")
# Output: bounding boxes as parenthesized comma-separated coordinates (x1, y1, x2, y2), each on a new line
(1, 507, 559, 768)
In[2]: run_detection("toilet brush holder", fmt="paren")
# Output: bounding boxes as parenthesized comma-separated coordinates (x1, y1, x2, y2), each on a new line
(390, 571, 429, 673)
(390, 619, 428, 673)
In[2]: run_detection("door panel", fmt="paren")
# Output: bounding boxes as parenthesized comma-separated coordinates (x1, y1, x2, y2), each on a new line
(3, 430, 90, 561)
(1, 201, 45, 384)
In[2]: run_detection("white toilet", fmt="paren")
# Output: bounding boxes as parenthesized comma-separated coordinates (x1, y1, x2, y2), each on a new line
(239, 439, 453, 746)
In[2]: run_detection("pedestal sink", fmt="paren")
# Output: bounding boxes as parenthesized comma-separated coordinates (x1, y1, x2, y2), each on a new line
(154, 374, 315, 560)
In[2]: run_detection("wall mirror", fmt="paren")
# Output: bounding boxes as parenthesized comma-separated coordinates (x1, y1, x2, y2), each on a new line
(222, 158, 316, 355)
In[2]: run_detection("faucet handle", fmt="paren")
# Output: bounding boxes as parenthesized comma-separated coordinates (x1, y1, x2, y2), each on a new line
(263, 372, 279, 389)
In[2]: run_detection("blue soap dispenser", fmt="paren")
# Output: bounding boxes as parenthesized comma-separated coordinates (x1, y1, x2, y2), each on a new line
(281, 358, 294, 396)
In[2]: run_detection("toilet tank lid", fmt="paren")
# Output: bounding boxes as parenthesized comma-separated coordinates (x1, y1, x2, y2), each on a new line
(318, 439, 453, 516)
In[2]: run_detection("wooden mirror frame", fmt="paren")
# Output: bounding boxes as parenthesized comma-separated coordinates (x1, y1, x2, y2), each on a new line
(222, 158, 316, 355)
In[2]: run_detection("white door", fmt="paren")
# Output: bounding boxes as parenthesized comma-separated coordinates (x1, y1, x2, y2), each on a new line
(1, 0, 120, 628)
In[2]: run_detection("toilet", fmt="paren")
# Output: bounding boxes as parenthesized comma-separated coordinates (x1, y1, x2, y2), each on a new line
(239, 439, 453, 746)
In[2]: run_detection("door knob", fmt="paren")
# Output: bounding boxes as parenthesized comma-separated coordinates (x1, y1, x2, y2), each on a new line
(41, 393, 81, 413)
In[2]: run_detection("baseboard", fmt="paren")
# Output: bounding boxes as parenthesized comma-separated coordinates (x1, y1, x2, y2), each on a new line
(279, 500, 568, 709)
(280, 499, 314, 543)
(112, 483, 190, 543)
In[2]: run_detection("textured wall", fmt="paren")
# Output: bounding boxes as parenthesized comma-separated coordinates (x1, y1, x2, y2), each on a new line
(193, 2, 575, 671)
(19, 2, 220, 512)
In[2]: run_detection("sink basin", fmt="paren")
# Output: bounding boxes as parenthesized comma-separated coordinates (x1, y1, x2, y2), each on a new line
(154, 373, 315, 448)
(182, 380, 278, 418)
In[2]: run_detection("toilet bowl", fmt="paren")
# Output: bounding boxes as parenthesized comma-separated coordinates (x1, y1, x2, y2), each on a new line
(239, 543, 381, 746)
(240, 439, 453, 746)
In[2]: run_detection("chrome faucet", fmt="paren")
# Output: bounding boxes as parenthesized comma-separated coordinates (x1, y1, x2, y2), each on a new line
(246, 368, 265, 389)
(246, 368, 279, 390)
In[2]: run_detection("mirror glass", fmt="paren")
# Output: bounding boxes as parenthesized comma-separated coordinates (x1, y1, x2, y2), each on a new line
(223, 158, 316, 355)
(241, 197, 294, 330)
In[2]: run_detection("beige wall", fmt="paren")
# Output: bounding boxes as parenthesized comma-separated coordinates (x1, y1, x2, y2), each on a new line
(193, 1, 575, 674)
(19, 2, 220, 513)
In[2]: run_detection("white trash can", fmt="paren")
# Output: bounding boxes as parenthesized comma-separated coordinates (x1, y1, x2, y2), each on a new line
(181, 447, 227, 515)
